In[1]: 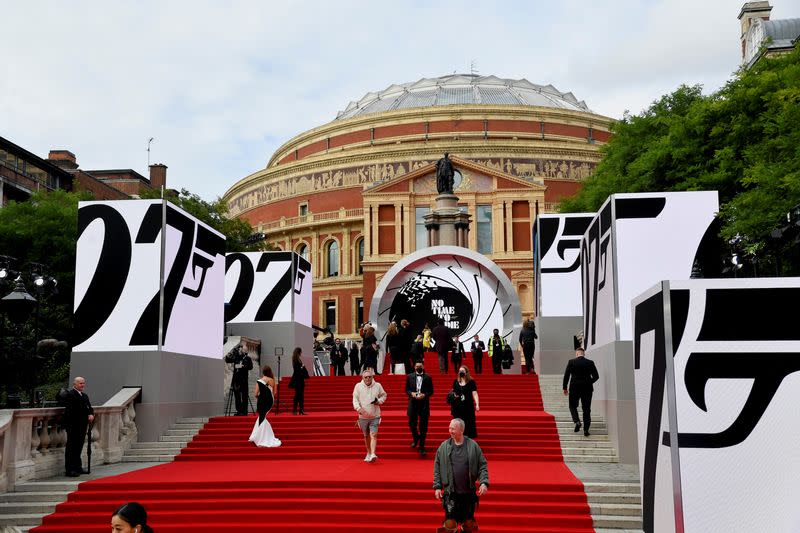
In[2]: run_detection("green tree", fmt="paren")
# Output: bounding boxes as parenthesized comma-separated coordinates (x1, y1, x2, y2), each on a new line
(139, 188, 264, 252)
(561, 47, 800, 274)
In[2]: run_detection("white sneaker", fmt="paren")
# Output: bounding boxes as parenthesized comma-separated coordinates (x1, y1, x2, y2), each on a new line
(364, 453, 371, 462)
(369, 454, 378, 462)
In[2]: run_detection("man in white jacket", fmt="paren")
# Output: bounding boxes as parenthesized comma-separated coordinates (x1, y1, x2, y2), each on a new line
(352, 368, 387, 462)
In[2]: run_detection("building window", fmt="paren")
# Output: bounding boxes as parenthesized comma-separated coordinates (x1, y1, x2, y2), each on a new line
(356, 237, 364, 275)
(477, 205, 492, 254)
(326, 240, 339, 277)
(324, 300, 336, 333)
(297, 243, 309, 261)
(299, 203, 308, 216)
(355, 298, 364, 332)
(415, 206, 430, 251)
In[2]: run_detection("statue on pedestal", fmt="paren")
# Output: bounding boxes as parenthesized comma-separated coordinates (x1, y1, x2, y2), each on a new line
(436, 153, 455, 194)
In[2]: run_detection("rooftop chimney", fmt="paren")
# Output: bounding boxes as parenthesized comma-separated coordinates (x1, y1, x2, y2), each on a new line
(47, 150, 78, 170)
(149, 163, 167, 190)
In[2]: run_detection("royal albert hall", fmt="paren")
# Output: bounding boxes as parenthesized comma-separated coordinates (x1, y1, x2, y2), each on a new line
(223, 74, 613, 338)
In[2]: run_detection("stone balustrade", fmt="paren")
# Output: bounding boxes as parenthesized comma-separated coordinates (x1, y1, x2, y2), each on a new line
(0, 387, 140, 492)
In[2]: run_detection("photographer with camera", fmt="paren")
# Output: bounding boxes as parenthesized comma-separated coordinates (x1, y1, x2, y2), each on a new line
(352, 368, 387, 462)
(225, 344, 253, 416)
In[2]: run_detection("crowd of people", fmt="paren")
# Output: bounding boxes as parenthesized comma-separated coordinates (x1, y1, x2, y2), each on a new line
(69, 321, 601, 533)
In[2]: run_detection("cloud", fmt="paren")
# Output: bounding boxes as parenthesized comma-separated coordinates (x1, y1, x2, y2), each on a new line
(2, 0, 799, 200)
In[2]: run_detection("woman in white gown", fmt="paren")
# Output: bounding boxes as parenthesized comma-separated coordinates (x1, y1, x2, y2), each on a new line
(248, 365, 282, 447)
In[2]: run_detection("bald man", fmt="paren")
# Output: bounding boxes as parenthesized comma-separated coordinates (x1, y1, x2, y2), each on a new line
(64, 377, 94, 476)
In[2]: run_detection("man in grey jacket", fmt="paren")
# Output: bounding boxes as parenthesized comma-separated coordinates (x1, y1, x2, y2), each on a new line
(433, 418, 489, 529)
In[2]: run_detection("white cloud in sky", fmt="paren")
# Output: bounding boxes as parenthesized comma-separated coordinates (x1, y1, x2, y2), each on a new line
(2, 0, 799, 200)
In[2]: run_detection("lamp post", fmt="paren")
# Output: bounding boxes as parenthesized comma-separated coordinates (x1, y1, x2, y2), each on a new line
(0, 257, 58, 408)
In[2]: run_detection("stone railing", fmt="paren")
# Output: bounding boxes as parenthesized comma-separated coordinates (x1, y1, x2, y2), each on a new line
(0, 387, 140, 492)
(260, 207, 364, 233)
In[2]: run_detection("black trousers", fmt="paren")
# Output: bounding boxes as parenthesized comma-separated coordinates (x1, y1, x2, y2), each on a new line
(438, 350, 449, 373)
(65, 423, 87, 474)
(491, 355, 502, 374)
(451, 354, 462, 374)
(445, 492, 476, 524)
(568, 387, 593, 430)
(522, 342, 535, 373)
(232, 378, 248, 415)
(293, 386, 305, 413)
(472, 352, 483, 374)
(408, 403, 430, 449)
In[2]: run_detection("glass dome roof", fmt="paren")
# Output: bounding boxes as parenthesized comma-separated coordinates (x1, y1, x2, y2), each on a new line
(335, 74, 590, 120)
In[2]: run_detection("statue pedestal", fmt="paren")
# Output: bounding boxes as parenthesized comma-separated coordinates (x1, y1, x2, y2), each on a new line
(424, 194, 471, 247)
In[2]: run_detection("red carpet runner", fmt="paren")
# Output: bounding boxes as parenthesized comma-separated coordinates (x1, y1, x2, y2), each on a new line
(33, 354, 595, 532)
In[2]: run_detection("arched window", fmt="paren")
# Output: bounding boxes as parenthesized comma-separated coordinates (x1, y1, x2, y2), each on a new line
(326, 240, 339, 277)
(297, 243, 309, 261)
(356, 237, 364, 275)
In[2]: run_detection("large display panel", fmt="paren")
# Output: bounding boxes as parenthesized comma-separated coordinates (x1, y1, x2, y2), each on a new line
(73, 200, 226, 357)
(632, 278, 800, 533)
(533, 213, 594, 317)
(224, 251, 312, 326)
(581, 191, 718, 350)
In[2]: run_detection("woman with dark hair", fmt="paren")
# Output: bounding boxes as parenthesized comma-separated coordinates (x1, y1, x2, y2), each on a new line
(111, 502, 153, 533)
(290, 347, 309, 415)
(386, 321, 401, 375)
(349, 341, 361, 376)
(249, 365, 281, 447)
(450, 365, 480, 439)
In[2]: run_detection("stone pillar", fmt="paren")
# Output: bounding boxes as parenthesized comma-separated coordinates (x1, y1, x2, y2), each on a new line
(394, 203, 402, 254)
(424, 193, 471, 248)
(505, 201, 514, 253)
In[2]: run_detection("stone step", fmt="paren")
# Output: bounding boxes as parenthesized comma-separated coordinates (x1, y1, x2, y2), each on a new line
(584, 482, 641, 494)
(590, 502, 643, 517)
(562, 455, 619, 463)
(121, 455, 176, 463)
(0, 491, 69, 503)
(124, 447, 180, 456)
(164, 429, 198, 436)
(562, 447, 617, 456)
(0, 513, 43, 527)
(130, 441, 185, 449)
(592, 514, 644, 529)
(12, 481, 79, 493)
(160, 435, 191, 442)
(0, 501, 58, 516)
(175, 417, 209, 424)
(587, 492, 641, 505)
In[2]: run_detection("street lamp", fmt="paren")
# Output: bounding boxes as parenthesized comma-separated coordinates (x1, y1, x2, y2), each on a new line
(0, 257, 58, 408)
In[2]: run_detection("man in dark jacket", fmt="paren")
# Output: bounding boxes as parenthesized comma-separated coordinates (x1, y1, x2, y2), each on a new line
(562, 348, 600, 436)
(335, 338, 348, 376)
(225, 345, 253, 415)
(406, 361, 434, 457)
(63, 376, 94, 476)
(519, 320, 538, 375)
(433, 418, 489, 530)
(432, 318, 452, 374)
(470, 335, 485, 374)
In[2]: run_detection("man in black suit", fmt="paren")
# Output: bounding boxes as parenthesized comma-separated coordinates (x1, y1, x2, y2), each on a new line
(470, 335, 485, 374)
(225, 345, 253, 415)
(432, 318, 452, 374)
(406, 360, 434, 457)
(63, 376, 94, 477)
(562, 348, 600, 436)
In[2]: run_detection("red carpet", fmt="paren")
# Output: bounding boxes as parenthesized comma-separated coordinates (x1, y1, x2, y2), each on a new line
(32, 354, 595, 532)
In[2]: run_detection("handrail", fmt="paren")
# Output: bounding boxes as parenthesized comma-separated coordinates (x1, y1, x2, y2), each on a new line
(260, 207, 364, 232)
(0, 387, 141, 492)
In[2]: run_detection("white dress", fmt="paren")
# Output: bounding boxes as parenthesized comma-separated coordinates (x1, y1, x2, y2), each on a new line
(248, 379, 282, 447)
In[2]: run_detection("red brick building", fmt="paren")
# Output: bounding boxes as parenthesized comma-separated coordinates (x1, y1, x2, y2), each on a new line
(224, 75, 614, 336)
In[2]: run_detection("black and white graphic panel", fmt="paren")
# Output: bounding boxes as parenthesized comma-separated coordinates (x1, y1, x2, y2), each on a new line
(73, 200, 226, 356)
(74, 200, 161, 352)
(225, 251, 312, 325)
(581, 200, 616, 349)
(160, 203, 226, 357)
(534, 214, 593, 317)
(633, 278, 800, 533)
(615, 191, 717, 343)
(583, 191, 718, 350)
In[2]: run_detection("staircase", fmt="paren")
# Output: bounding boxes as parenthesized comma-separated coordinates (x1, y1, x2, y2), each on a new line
(538, 374, 643, 532)
(121, 417, 207, 463)
(0, 418, 207, 532)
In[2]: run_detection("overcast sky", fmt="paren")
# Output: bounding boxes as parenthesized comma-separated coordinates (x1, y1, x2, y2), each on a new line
(3, 1, 799, 201)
